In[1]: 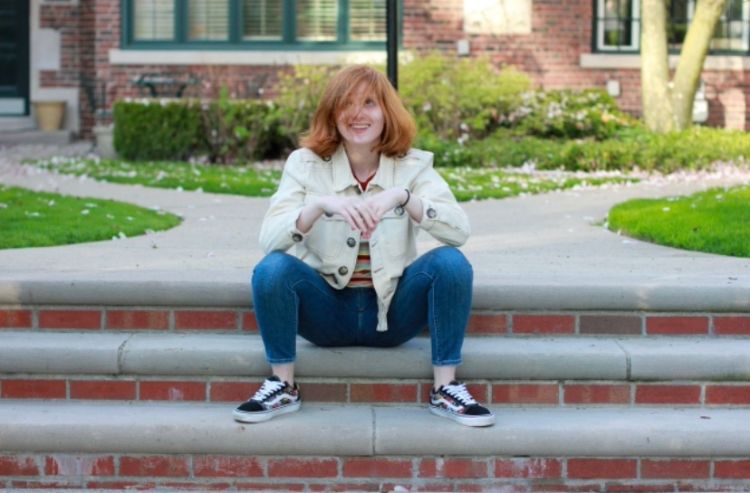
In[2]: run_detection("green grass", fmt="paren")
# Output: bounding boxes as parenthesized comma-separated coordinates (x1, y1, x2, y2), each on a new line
(31, 157, 638, 202)
(0, 185, 182, 249)
(608, 185, 750, 258)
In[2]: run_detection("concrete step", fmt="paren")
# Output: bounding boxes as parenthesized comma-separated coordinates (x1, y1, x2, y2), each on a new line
(0, 129, 73, 146)
(1, 400, 749, 457)
(0, 116, 35, 133)
(2, 331, 750, 382)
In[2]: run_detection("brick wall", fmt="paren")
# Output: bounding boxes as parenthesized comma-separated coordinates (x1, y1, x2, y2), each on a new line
(43, 0, 750, 135)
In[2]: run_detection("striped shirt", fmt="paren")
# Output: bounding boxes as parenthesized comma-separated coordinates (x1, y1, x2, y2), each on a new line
(348, 238, 373, 287)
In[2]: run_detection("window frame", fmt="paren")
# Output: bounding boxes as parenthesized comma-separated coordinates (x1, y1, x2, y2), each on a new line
(592, 0, 750, 54)
(121, 0, 400, 51)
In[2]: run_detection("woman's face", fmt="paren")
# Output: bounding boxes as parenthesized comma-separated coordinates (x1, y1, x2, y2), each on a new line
(335, 83, 384, 150)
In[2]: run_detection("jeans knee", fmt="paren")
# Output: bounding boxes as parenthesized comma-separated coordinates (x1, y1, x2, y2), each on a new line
(251, 251, 297, 293)
(428, 246, 473, 284)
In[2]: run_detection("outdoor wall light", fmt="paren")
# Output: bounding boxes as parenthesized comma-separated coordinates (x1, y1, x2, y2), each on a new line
(606, 79, 621, 97)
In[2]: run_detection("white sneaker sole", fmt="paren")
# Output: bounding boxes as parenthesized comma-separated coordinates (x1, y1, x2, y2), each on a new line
(232, 401, 301, 423)
(429, 405, 496, 427)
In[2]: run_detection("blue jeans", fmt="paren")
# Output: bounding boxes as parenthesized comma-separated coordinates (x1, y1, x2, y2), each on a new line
(251, 246, 473, 366)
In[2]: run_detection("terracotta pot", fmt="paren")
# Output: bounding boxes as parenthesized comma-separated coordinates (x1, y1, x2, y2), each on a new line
(33, 101, 66, 131)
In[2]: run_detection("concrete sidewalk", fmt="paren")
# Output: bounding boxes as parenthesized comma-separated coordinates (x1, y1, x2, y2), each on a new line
(1, 143, 749, 311)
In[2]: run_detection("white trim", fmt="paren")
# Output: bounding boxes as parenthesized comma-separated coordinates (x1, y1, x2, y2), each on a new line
(595, 0, 640, 52)
(109, 49, 395, 66)
(580, 53, 750, 71)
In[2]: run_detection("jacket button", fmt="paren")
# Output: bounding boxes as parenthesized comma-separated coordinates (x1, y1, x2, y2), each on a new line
(347, 237, 356, 247)
(338, 266, 349, 275)
(292, 233, 303, 242)
(426, 208, 437, 219)
(394, 206, 405, 216)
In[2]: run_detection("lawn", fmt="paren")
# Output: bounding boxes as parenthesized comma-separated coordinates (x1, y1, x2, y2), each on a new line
(607, 185, 750, 258)
(30, 156, 638, 202)
(0, 185, 182, 249)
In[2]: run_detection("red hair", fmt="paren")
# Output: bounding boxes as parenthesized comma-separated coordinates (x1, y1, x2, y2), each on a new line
(300, 65, 416, 158)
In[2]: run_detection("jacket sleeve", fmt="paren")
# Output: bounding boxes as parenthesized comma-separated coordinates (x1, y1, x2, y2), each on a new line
(411, 155, 471, 247)
(258, 152, 309, 254)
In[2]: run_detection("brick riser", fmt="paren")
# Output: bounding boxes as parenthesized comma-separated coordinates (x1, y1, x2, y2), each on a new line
(3, 454, 750, 492)
(2, 377, 750, 407)
(2, 307, 750, 336)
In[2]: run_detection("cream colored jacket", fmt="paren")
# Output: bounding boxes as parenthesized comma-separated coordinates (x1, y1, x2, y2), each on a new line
(258, 145, 471, 332)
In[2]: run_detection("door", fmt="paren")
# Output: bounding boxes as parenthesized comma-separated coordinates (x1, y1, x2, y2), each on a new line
(0, 0, 29, 115)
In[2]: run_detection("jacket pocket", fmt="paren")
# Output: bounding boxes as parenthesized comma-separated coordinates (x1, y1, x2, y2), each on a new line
(377, 212, 409, 258)
(305, 216, 349, 261)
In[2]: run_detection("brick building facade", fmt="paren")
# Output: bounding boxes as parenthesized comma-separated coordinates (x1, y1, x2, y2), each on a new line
(3, 0, 749, 137)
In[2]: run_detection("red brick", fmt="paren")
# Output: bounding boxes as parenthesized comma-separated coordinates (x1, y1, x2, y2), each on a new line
(0, 456, 39, 476)
(513, 315, 575, 334)
(641, 459, 710, 479)
(647, 316, 708, 335)
(714, 316, 750, 335)
(494, 458, 562, 478)
(567, 459, 637, 479)
(343, 458, 411, 478)
(350, 383, 418, 403)
(39, 310, 101, 330)
(194, 456, 263, 478)
(174, 310, 237, 330)
(267, 458, 338, 478)
(303, 383, 347, 402)
(467, 314, 508, 334)
(635, 385, 701, 405)
(70, 380, 136, 400)
(44, 455, 115, 476)
(706, 385, 750, 405)
(564, 384, 630, 404)
(1, 379, 66, 399)
(242, 312, 258, 332)
(210, 381, 261, 402)
(418, 458, 438, 478)
(580, 315, 641, 335)
(443, 458, 488, 478)
(0, 310, 32, 329)
(715, 460, 750, 479)
(119, 456, 190, 477)
(492, 384, 559, 405)
(107, 310, 169, 330)
(139, 381, 205, 401)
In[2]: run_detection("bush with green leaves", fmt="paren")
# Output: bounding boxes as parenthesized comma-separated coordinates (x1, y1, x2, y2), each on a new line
(399, 54, 531, 140)
(507, 89, 637, 140)
(113, 100, 203, 161)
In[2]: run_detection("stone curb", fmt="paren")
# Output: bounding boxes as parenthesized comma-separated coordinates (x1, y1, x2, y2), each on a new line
(1, 401, 749, 457)
(2, 332, 750, 381)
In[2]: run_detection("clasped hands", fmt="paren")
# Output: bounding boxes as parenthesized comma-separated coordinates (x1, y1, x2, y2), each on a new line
(319, 188, 406, 237)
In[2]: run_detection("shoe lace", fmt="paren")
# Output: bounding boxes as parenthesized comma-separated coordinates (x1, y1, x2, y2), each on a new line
(251, 379, 285, 402)
(443, 383, 477, 406)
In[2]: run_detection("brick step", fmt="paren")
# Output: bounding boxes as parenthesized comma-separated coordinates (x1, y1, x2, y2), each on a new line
(4, 305, 750, 336)
(1, 331, 749, 407)
(1, 401, 750, 491)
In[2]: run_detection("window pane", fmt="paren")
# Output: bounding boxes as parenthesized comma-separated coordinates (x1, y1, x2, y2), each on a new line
(297, 0, 338, 41)
(188, 0, 229, 41)
(710, 0, 747, 50)
(133, 0, 174, 40)
(350, 0, 385, 41)
(243, 0, 282, 40)
(602, 0, 633, 47)
(668, 0, 689, 48)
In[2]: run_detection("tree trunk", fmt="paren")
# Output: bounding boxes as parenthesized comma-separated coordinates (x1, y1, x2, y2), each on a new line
(641, 0, 674, 132)
(672, 0, 726, 129)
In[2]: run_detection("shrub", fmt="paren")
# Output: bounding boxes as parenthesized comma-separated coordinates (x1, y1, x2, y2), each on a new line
(113, 100, 203, 161)
(508, 89, 637, 140)
(400, 53, 531, 140)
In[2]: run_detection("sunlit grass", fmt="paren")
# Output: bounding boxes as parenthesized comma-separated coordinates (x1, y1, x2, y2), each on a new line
(31, 156, 638, 202)
(0, 185, 182, 249)
(608, 185, 750, 257)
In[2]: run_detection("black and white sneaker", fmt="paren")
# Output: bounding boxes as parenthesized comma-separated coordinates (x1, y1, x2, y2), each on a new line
(232, 376, 301, 423)
(429, 381, 495, 427)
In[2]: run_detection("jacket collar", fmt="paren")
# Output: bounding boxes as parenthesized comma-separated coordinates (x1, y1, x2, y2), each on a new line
(331, 144, 396, 192)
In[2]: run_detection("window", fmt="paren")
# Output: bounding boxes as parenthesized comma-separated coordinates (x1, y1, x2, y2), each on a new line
(594, 0, 750, 53)
(125, 0, 392, 48)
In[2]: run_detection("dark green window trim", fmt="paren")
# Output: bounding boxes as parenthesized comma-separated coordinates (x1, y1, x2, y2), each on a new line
(121, 0, 402, 51)
(592, 0, 750, 55)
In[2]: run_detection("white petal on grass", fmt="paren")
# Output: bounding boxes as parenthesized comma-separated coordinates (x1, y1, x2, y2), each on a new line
(81, 209, 90, 215)
(662, 207, 670, 212)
